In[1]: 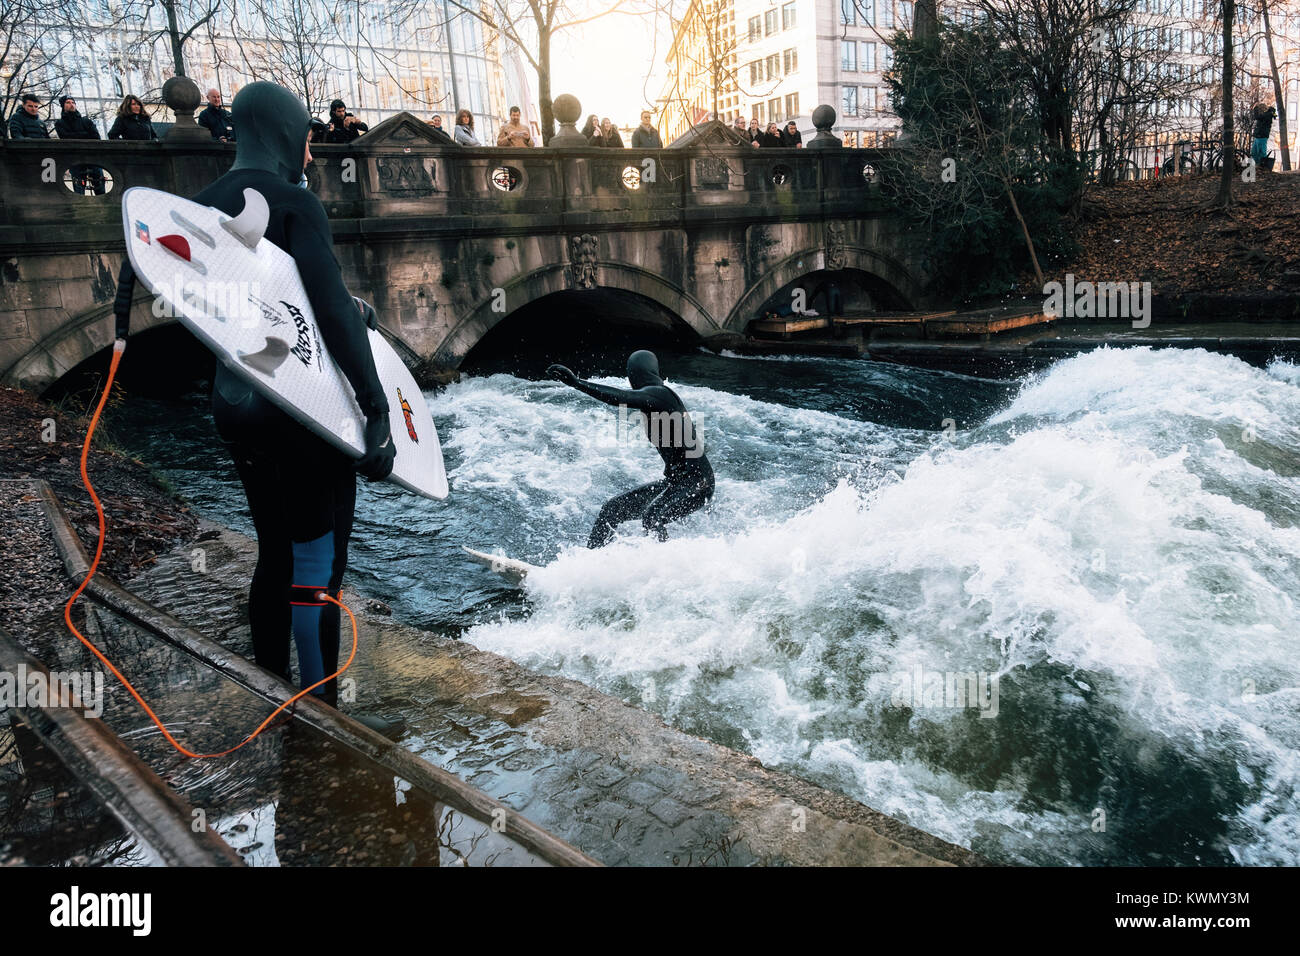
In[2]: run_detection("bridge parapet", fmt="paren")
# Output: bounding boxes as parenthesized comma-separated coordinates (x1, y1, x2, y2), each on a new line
(0, 112, 890, 234)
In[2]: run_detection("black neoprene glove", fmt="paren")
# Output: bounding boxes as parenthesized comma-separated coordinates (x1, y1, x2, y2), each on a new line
(353, 296, 379, 331)
(357, 412, 395, 481)
(546, 363, 578, 386)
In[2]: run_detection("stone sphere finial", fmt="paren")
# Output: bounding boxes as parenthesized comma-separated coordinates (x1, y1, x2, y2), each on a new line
(162, 76, 202, 114)
(162, 75, 211, 142)
(553, 93, 581, 125)
(548, 93, 588, 147)
(807, 104, 842, 150)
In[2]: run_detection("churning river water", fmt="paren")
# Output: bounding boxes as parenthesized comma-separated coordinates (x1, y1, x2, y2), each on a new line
(112, 346, 1300, 866)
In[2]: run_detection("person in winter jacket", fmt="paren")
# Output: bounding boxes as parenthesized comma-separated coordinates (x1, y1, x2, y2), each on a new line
(581, 114, 599, 139)
(1251, 100, 1277, 164)
(588, 117, 624, 148)
(323, 99, 367, 144)
(630, 110, 662, 149)
(758, 122, 784, 147)
(780, 120, 803, 147)
(454, 108, 480, 145)
(198, 88, 236, 141)
(8, 94, 49, 139)
(107, 95, 158, 140)
(54, 96, 105, 195)
(54, 96, 100, 139)
(747, 117, 762, 147)
(426, 113, 454, 144)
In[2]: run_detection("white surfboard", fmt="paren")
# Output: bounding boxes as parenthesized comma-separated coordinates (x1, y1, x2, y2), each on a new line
(462, 546, 540, 585)
(121, 186, 448, 500)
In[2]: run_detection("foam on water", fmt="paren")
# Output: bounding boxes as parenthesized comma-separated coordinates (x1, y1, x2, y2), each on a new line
(452, 348, 1300, 865)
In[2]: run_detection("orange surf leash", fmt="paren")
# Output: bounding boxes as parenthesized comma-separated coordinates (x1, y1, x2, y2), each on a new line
(62, 338, 358, 759)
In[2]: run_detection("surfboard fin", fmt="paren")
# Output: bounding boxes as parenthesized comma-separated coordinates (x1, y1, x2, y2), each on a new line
(221, 188, 270, 249)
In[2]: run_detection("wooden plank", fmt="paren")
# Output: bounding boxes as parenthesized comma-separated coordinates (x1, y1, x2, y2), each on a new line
(0, 628, 244, 867)
(751, 316, 831, 335)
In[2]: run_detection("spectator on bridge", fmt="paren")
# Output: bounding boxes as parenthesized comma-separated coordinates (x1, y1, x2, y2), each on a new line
(55, 96, 106, 195)
(426, 113, 454, 144)
(732, 114, 748, 139)
(588, 116, 624, 148)
(582, 114, 599, 139)
(780, 120, 803, 148)
(496, 105, 534, 147)
(631, 110, 662, 149)
(747, 117, 762, 147)
(759, 122, 784, 147)
(198, 88, 236, 142)
(54, 96, 100, 139)
(309, 117, 329, 143)
(324, 99, 367, 143)
(107, 95, 158, 140)
(454, 108, 480, 145)
(1251, 100, 1277, 165)
(8, 94, 50, 139)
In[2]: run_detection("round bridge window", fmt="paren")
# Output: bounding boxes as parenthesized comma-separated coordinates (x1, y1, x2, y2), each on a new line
(62, 165, 114, 195)
(621, 165, 642, 190)
(862, 163, 878, 184)
(490, 165, 522, 191)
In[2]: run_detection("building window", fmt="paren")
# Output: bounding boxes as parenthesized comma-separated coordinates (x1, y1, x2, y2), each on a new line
(862, 41, 876, 72)
(782, 1, 797, 29)
(784, 48, 798, 73)
(881, 1, 893, 28)
(748, 15, 761, 41)
(862, 87, 877, 113)
(765, 9, 778, 34)
(753, 102, 765, 123)
(883, 46, 893, 69)
(842, 86, 858, 117)
(860, 0, 875, 26)
(841, 41, 857, 71)
(750, 60, 762, 84)
(766, 53, 781, 79)
(840, 0, 856, 26)
(843, 130, 859, 148)
(785, 92, 800, 117)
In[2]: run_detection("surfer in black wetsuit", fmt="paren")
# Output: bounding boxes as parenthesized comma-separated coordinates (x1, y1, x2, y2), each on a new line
(112, 83, 397, 728)
(547, 351, 714, 547)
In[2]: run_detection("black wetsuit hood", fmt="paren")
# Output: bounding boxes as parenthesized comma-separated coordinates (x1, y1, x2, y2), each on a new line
(230, 82, 311, 185)
(627, 350, 662, 388)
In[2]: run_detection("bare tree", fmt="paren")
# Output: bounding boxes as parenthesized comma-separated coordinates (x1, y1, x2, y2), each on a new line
(223, 0, 335, 113)
(0, 1, 90, 127)
(1256, 0, 1290, 169)
(443, 0, 651, 144)
(1215, 0, 1235, 206)
(120, 0, 224, 78)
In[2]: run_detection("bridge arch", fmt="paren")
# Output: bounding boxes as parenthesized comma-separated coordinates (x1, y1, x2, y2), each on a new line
(433, 262, 723, 369)
(2, 297, 174, 393)
(724, 244, 924, 331)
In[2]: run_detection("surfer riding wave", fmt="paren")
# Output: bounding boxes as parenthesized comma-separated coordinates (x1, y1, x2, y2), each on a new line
(548, 350, 714, 547)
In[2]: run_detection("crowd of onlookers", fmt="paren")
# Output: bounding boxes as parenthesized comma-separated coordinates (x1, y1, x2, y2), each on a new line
(8, 88, 805, 149)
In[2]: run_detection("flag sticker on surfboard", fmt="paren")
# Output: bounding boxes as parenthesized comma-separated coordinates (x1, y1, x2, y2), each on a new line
(121, 185, 449, 500)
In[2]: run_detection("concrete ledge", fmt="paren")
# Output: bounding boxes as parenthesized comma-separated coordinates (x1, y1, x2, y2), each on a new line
(33, 481, 599, 867)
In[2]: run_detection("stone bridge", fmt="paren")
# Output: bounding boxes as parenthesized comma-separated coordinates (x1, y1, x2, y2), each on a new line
(0, 112, 932, 390)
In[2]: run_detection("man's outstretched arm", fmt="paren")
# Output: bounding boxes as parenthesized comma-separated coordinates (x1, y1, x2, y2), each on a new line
(546, 364, 660, 411)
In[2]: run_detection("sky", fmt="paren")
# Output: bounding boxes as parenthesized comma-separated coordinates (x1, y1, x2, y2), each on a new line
(548, 1, 681, 125)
